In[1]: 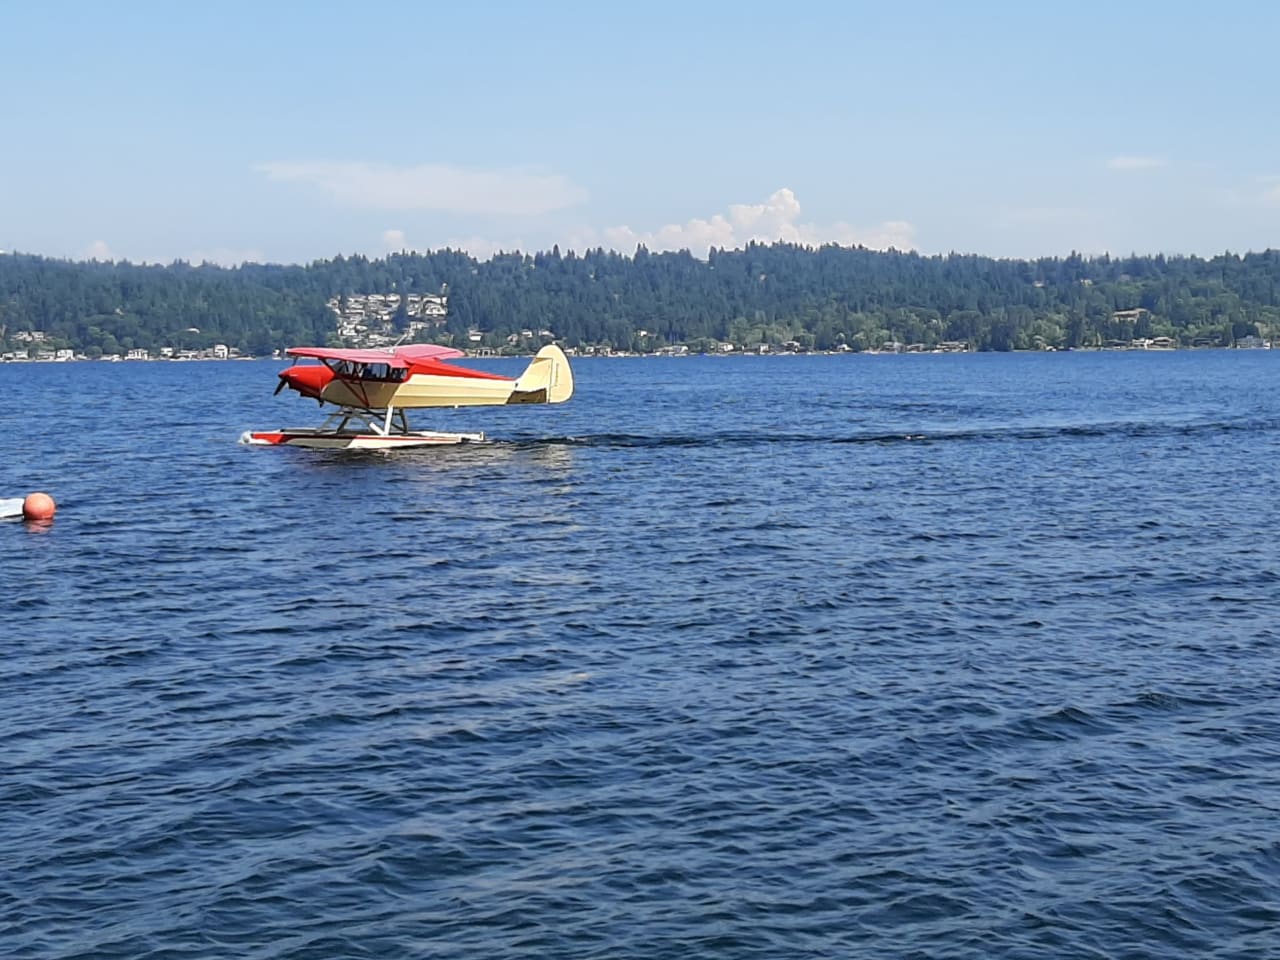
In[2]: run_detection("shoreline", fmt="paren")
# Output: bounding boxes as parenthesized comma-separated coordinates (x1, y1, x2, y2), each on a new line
(1, 343, 1274, 364)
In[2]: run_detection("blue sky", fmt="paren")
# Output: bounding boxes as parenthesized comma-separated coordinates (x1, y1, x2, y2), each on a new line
(3, 0, 1278, 265)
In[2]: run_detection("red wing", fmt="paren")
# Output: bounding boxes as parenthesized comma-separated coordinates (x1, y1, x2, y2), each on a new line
(394, 344, 467, 362)
(286, 346, 415, 367)
(284, 344, 467, 367)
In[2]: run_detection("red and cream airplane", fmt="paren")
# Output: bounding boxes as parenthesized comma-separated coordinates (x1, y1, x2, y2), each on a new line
(244, 342, 573, 449)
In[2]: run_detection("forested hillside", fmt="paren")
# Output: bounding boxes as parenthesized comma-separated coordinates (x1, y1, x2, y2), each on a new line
(3, 243, 1280, 356)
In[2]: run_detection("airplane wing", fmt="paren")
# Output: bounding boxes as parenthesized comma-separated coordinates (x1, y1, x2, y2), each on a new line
(394, 344, 467, 362)
(285, 344, 466, 368)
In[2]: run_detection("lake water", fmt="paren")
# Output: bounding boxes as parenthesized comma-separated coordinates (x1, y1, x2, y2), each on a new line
(3, 351, 1279, 958)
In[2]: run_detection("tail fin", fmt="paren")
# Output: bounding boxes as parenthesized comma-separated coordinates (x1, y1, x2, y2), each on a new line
(508, 344, 574, 404)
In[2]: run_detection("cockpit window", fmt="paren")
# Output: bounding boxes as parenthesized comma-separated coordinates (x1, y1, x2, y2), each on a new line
(322, 359, 405, 381)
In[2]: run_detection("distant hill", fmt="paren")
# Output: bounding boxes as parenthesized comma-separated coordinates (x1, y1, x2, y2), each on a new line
(3, 244, 1279, 356)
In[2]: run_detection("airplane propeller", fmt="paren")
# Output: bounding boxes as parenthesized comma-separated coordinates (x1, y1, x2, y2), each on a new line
(273, 378, 287, 396)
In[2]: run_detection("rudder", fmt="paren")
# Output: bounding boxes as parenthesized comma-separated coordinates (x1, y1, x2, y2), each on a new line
(509, 345, 574, 404)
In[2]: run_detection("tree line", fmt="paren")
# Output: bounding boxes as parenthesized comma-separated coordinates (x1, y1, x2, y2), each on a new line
(2, 243, 1280, 356)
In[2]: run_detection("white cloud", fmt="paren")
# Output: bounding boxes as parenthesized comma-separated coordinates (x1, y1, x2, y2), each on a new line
(360, 189, 912, 262)
(187, 247, 265, 266)
(256, 161, 588, 215)
(85, 240, 114, 261)
(441, 236, 525, 260)
(379, 229, 519, 261)
(999, 206, 1098, 226)
(1257, 176, 1280, 207)
(586, 188, 915, 256)
(1107, 155, 1168, 170)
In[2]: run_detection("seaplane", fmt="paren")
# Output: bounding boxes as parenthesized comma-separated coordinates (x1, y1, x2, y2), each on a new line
(242, 342, 573, 450)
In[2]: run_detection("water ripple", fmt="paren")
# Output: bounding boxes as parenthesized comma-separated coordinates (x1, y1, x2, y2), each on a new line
(3, 352, 1280, 958)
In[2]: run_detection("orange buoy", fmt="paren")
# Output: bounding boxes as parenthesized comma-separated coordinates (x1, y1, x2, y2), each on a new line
(22, 492, 56, 522)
